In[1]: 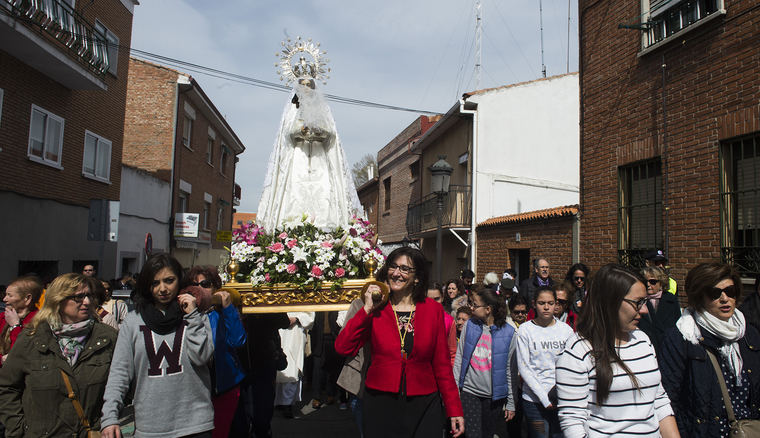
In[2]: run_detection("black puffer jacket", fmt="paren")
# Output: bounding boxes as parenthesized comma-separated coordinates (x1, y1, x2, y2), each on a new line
(660, 323, 760, 437)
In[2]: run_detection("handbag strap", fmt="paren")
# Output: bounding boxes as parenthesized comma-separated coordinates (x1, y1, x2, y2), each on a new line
(60, 370, 92, 430)
(705, 348, 737, 422)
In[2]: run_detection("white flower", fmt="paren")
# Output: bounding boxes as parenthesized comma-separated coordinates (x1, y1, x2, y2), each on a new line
(291, 246, 308, 263)
(276, 263, 288, 272)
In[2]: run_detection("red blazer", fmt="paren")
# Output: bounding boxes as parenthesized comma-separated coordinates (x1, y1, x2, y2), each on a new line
(0, 309, 38, 366)
(335, 297, 463, 417)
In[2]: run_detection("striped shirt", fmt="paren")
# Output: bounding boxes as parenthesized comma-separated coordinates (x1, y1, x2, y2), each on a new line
(556, 330, 674, 438)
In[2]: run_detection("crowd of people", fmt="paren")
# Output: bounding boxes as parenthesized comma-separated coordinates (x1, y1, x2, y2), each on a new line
(0, 248, 759, 437)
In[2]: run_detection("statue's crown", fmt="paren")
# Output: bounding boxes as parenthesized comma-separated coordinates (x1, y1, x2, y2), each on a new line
(276, 37, 331, 86)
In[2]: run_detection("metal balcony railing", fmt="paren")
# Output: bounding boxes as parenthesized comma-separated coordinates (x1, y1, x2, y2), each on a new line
(406, 185, 471, 237)
(722, 247, 760, 276)
(618, 249, 652, 271)
(3, 0, 109, 76)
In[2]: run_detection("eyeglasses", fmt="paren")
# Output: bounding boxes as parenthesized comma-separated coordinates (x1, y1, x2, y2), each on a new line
(707, 285, 738, 301)
(468, 301, 487, 309)
(538, 266, 550, 270)
(623, 297, 649, 311)
(191, 280, 213, 288)
(511, 310, 527, 315)
(388, 263, 415, 275)
(647, 279, 659, 285)
(66, 293, 94, 303)
(573, 276, 585, 282)
(556, 299, 568, 306)
(83, 269, 94, 272)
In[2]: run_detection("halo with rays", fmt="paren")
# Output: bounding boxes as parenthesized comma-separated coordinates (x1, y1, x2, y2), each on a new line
(275, 37, 331, 85)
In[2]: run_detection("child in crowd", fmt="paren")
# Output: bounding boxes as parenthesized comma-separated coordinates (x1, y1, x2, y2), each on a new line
(516, 286, 574, 438)
(453, 286, 517, 438)
(455, 306, 471, 340)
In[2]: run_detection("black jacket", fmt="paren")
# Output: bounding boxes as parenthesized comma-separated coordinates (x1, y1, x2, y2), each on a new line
(740, 293, 760, 334)
(310, 311, 339, 357)
(519, 276, 554, 304)
(660, 323, 760, 437)
(637, 292, 681, 353)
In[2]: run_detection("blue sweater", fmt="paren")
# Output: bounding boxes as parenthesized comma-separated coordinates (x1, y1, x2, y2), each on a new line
(208, 304, 247, 394)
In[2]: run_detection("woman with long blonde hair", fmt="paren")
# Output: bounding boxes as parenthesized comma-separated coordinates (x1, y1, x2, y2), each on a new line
(0, 273, 117, 437)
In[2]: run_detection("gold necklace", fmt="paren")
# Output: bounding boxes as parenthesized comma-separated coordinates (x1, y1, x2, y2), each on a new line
(392, 304, 415, 360)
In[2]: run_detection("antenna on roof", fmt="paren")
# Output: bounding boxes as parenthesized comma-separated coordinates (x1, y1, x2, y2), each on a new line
(539, 0, 546, 77)
(475, 0, 482, 90)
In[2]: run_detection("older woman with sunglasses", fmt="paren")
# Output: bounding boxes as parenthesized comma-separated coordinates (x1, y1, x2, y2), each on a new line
(637, 266, 681, 353)
(0, 274, 117, 437)
(660, 262, 760, 437)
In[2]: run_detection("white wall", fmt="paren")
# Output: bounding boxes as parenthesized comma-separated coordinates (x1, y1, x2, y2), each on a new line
(116, 166, 171, 275)
(470, 73, 580, 223)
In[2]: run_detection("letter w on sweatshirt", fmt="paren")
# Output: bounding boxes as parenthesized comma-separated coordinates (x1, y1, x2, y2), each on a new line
(140, 322, 187, 376)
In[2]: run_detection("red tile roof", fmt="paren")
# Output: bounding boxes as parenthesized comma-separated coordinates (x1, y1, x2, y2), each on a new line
(477, 205, 579, 227)
(463, 72, 578, 98)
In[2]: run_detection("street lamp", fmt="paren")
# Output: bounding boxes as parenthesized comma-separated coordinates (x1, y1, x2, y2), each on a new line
(429, 155, 453, 283)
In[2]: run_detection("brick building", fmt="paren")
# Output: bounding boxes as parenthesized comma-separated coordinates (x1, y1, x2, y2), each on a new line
(375, 115, 440, 248)
(476, 205, 579, 282)
(122, 58, 245, 269)
(357, 176, 379, 229)
(0, 0, 138, 283)
(578, 0, 760, 286)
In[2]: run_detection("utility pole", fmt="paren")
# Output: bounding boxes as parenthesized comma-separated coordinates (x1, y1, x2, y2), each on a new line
(540, 0, 546, 77)
(475, 0, 482, 90)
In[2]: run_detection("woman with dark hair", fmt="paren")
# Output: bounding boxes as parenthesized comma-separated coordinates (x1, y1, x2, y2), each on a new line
(517, 286, 573, 438)
(556, 264, 679, 438)
(0, 273, 116, 437)
(335, 247, 464, 437)
(637, 266, 681, 353)
(101, 253, 215, 438)
(186, 265, 247, 438)
(453, 286, 517, 438)
(565, 263, 590, 313)
(660, 262, 760, 437)
(444, 278, 467, 316)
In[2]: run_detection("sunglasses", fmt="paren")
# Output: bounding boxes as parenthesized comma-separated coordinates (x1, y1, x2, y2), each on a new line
(573, 276, 585, 282)
(511, 310, 527, 315)
(66, 293, 94, 304)
(647, 279, 659, 285)
(191, 280, 213, 288)
(556, 299, 568, 306)
(707, 285, 738, 301)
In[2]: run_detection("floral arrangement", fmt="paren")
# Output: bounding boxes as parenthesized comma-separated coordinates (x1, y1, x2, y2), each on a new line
(222, 214, 385, 291)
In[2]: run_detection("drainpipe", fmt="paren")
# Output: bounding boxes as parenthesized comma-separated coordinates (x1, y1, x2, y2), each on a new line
(167, 76, 184, 257)
(459, 98, 478, 275)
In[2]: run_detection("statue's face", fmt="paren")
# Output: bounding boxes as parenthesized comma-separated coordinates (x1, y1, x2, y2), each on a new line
(298, 78, 316, 89)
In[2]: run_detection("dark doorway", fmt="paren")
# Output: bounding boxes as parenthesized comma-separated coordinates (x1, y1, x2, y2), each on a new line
(18, 260, 59, 286)
(509, 249, 531, 285)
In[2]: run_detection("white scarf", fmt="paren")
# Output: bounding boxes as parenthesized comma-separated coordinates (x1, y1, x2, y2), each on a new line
(676, 307, 746, 383)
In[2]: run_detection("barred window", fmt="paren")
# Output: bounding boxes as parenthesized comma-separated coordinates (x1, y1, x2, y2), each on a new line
(720, 133, 760, 275)
(618, 159, 663, 268)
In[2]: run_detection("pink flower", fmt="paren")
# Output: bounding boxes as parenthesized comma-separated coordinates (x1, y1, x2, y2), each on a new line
(287, 239, 298, 249)
(278, 232, 288, 240)
(287, 264, 297, 274)
(265, 273, 271, 282)
(267, 242, 284, 253)
(335, 267, 345, 278)
(310, 265, 323, 277)
(321, 241, 333, 248)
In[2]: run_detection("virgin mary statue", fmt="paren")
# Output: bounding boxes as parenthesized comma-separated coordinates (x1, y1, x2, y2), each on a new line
(257, 38, 361, 232)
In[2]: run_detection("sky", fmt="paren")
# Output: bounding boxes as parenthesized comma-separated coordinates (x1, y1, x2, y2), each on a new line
(131, 0, 579, 213)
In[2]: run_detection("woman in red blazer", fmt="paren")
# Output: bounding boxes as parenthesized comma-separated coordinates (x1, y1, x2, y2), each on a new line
(335, 247, 465, 437)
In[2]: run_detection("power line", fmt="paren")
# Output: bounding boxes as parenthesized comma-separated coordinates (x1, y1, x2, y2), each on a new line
(0, 7, 440, 115)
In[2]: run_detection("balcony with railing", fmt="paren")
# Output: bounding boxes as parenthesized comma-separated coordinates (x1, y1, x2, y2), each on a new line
(406, 185, 471, 237)
(1, 0, 110, 89)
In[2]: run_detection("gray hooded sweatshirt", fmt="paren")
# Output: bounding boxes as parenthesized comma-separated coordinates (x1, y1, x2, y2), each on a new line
(100, 309, 214, 437)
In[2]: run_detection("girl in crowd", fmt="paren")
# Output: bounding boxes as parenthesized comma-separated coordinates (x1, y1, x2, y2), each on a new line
(335, 247, 464, 437)
(565, 263, 589, 313)
(427, 284, 458, 364)
(445, 278, 468, 316)
(556, 264, 679, 438)
(660, 263, 760, 437)
(637, 266, 680, 353)
(516, 286, 574, 438)
(0, 276, 42, 365)
(101, 253, 215, 438)
(186, 265, 247, 438)
(507, 294, 529, 329)
(0, 274, 117, 437)
(453, 286, 517, 438)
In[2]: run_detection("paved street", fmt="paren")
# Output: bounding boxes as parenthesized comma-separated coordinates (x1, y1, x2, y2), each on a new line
(272, 398, 360, 438)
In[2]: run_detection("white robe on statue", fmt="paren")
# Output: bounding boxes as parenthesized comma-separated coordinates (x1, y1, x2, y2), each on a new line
(257, 82, 361, 232)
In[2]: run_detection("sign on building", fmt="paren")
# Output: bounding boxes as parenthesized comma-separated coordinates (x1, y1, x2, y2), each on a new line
(215, 230, 232, 242)
(174, 213, 200, 238)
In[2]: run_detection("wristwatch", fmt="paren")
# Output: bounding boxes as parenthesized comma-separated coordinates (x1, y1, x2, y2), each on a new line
(9, 323, 22, 330)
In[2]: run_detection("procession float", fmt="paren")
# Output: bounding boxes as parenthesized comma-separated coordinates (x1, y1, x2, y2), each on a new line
(223, 37, 387, 313)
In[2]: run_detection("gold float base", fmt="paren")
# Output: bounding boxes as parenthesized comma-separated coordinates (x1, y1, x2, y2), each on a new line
(223, 278, 367, 314)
